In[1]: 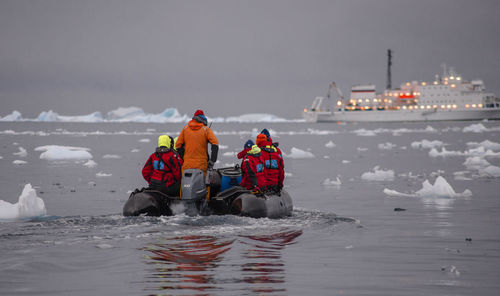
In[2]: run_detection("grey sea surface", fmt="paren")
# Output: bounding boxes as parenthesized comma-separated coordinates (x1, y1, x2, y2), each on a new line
(1, 121, 499, 295)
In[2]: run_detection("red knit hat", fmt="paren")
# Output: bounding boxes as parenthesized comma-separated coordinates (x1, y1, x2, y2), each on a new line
(194, 109, 204, 117)
(256, 134, 268, 146)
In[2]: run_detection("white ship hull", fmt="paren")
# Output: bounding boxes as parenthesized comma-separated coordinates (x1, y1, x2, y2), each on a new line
(303, 108, 500, 122)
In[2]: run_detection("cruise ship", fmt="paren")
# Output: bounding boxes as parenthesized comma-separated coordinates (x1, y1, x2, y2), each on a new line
(303, 61, 500, 122)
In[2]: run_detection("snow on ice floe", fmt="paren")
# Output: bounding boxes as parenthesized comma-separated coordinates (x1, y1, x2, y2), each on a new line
(0, 107, 300, 123)
(285, 147, 315, 159)
(13, 147, 27, 157)
(361, 166, 395, 181)
(411, 140, 444, 150)
(35, 145, 93, 161)
(383, 176, 472, 198)
(378, 142, 397, 150)
(325, 141, 336, 148)
(0, 184, 46, 221)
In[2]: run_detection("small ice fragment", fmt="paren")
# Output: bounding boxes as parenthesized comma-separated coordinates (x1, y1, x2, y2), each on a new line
(325, 141, 336, 148)
(285, 147, 314, 159)
(102, 154, 121, 159)
(13, 147, 27, 157)
(378, 142, 396, 150)
(139, 138, 150, 143)
(131, 149, 140, 152)
(13, 160, 27, 165)
(96, 172, 112, 177)
(83, 160, 98, 168)
(96, 244, 114, 249)
(322, 177, 342, 186)
(342, 160, 351, 164)
(361, 166, 395, 181)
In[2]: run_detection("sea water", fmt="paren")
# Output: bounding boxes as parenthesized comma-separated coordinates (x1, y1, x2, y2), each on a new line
(1, 121, 500, 295)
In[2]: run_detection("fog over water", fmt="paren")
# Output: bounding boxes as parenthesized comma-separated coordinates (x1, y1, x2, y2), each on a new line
(1, 0, 499, 118)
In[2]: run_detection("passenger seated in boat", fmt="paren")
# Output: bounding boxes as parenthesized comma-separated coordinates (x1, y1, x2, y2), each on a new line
(260, 128, 283, 156)
(237, 139, 254, 160)
(240, 144, 266, 191)
(142, 135, 183, 196)
(256, 133, 285, 193)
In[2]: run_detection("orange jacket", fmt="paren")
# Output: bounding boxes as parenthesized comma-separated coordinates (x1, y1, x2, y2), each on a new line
(176, 119, 218, 172)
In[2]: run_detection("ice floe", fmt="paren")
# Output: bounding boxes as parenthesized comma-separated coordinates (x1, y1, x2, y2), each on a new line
(13, 160, 27, 165)
(383, 176, 472, 198)
(325, 141, 336, 148)
(462, 123, 488, 133)
(361, 166, 395, 181)
(0, 184, 46, 220)
(222, 151, 236, 157)
(429, 146, 500, 158)
(322, 177, 342, 186)
(378, 142, 397, 150)
(411, 140, 444, 150)
(83, 160, 98, 168)
(285, 147, 315, 159)
(36, 145, 93, 161)
(13, 147, 27, 157)
(96, 172, 112, 177)
(466, 140, 500, 151)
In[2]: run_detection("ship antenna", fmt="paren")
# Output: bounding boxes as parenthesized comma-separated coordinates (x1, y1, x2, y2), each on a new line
(386, 49, 392, 90)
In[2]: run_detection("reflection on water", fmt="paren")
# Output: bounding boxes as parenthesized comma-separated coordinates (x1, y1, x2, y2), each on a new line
(240, 230, 303, 295)
(143, 230, 302, 296)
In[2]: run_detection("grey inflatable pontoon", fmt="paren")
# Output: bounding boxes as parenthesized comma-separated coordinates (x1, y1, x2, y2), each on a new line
(123, 166, 293, 218)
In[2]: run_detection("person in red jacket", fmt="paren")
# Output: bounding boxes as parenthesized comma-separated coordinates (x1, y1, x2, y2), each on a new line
(256, 133, 285, 192)
(240, 145, 266, 190)
(142, 135, 183, 196)
(237, 139, 254, 160)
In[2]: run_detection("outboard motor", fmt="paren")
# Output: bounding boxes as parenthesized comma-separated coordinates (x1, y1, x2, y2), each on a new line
(179, 169, 208, 216)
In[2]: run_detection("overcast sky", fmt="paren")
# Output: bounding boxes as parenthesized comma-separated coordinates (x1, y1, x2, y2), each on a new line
(1, 0, 499, 118)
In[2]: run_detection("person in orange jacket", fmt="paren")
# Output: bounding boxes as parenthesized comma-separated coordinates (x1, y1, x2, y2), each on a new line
(175, 109, 219, 174)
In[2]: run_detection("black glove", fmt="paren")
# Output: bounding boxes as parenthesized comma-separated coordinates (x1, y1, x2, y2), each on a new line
(207, 160, 215, 170)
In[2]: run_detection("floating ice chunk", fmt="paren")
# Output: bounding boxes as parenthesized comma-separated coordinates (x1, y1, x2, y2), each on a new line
(219, 145, 229, 150)
(357, 147, 368, 152)
(285, 172, 293, 177)
(95, 243, 114, 249)
(325, 141, 336, 148)
(384, 176, 472, 198)
(0, 184, 46, 220)
(96, 172, 112, 177)
(13, 147, 27, 157)
(466, 146, 500, 157)
(102, 154, 121, 159)
(37, 145, 93, 161)
(83, 160, 98, 168)
(353, 129, 376, 136)
(479, 165, 500, 178)
(131, 149, 140, 153)
(0, 155, 3, 159)
(429, 147, 463, 157)
(411, 140, 444, 150)
(361, 166, 395, 181)
(0, 110, 23, 121)
(466, 140, 500, 151)
(378, 142, 396, 150)
(463, 123, 488, 133)
(342, 160, 351, 164)
(463, 157, 490, 170)
(285, 147, 315, 159)
(139, 138, 150, 143)
(222, 151, 236, 157)
(13, 160, 27, 165)
(322, 177, 342, 186)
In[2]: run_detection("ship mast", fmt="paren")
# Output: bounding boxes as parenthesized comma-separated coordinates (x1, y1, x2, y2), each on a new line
(386, 49, 392, 90)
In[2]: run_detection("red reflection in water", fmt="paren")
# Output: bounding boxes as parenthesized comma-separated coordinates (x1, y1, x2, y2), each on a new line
(145, 235, 233, 293)
(240, 230, 303, 294)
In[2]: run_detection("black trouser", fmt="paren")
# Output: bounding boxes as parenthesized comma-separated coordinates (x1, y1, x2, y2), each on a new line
(149, 180, 181, 197)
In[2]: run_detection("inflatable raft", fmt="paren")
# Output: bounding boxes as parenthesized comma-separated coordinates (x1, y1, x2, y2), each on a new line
(123, 167, 293, 218)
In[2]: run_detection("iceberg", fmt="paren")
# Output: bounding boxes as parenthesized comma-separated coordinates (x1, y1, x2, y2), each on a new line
(384, 176, 472, 198)
(0, 184, 46, 220)
(0, 110, 23, 121)
(106, 107, 189, 123)
(37, 110, 104, 122)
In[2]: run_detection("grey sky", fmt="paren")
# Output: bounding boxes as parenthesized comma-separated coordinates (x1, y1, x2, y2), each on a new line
(1, 0, 499, 118)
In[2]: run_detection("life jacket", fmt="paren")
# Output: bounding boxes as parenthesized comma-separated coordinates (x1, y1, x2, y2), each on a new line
(260, 145, 285, 189)
(240, 145, 266, 190)
(142, 147, 183, 188)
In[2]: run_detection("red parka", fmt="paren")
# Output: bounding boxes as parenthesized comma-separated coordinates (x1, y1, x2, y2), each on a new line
(240, 146, 266, 190)
(260, 144, 285, 189)
(142, 147, 183, 188)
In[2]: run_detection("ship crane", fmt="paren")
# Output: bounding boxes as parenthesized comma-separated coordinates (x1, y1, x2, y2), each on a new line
(327, 82, 345, 110)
